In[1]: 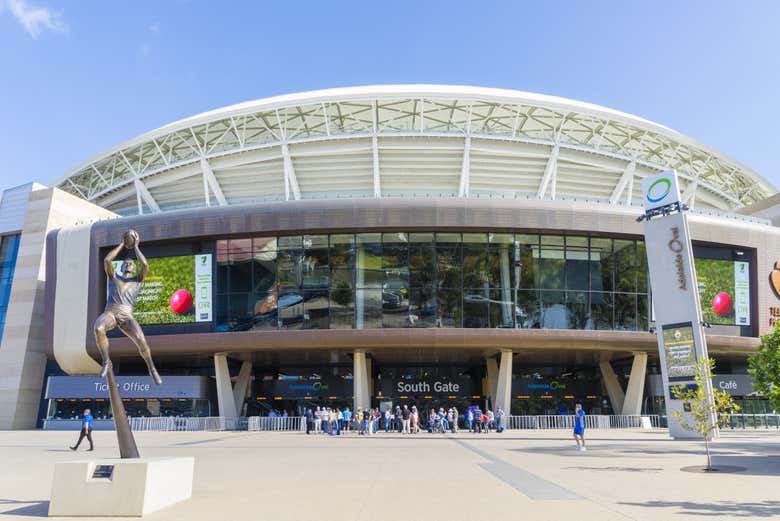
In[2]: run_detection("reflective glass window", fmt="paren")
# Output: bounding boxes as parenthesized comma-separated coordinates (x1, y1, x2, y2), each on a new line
(303, 289, 329, 329)
(516, 234, 539, 289)
(540, 290, 567, 329)
(614, 240, 637, 294)
(615, 292, 637, 331)
(252, 290, 278, 330)
(463, 289, 489, 328)
(589, 238, 613, 293)
(565, 236, 589, 291)
(516, 289, 540, 329)
(462, 234, 488, 289)
(590, 291, 613, 330)
(566, 290, 590, 329)
(356, 234, 382, 288)
(436, 288, 462, 327)
(302, 235, 329, 290)
(356, 288, 382, 329)
(329, 288, 354, 329)
(489, 289, 514, 328)
(409, 287, 436, 328)
(539, 236, 565, 290)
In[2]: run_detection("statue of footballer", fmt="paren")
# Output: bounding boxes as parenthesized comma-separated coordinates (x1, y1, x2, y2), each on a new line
(93, 229, 162, 385)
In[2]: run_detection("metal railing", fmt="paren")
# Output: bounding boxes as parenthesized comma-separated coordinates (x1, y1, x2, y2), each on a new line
(502, 414, 663, 430)
(720, 414, 780, 429)
(128, 416, 248, 432)
(247, 416, 305, 432)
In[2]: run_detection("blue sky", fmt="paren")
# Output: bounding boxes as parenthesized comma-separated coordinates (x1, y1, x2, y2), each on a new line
(1, 1, 779, 193)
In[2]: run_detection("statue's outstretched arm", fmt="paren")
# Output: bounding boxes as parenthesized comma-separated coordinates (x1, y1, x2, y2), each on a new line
(135, 242, 148, 283)
(104, 242, 124, 278)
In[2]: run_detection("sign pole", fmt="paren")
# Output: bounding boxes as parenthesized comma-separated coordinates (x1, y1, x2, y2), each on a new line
(106, 365, 140, 459)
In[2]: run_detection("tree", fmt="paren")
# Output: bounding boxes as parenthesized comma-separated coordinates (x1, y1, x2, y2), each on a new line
(671, 357, 740, 471)
(748, 324, 780, 413)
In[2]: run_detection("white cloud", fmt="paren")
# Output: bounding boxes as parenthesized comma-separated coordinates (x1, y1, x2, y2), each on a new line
(0, 0, 68, 38)
(148, 21, 160, 34)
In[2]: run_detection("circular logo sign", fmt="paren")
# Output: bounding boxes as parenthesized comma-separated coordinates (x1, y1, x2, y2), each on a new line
(646, 178, 672, 203)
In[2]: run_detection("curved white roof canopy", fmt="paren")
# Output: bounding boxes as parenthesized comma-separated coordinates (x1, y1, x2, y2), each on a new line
(56, 85, 775, 215)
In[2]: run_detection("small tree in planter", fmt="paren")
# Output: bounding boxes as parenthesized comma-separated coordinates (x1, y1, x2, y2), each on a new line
(671, 357, 740, 471)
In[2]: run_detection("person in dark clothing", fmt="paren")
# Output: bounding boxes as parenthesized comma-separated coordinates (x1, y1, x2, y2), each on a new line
(70, 409, 94, 451)
(305, 408, 314, 434)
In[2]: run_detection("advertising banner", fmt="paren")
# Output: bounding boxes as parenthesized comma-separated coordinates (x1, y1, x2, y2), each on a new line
(662, 322, 697, 381)
(695, 258, 751, 326)
(112, 254, 213, 325)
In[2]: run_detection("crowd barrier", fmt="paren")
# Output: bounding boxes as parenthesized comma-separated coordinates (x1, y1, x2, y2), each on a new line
(720, 414, 780, 429)
(502, 414, 664, 430)
(247, 416, 306, 432)
(51, 414, 780, 432)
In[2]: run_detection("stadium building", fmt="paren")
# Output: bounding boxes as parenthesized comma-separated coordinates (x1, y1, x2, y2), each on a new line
(0, 85, 778, 429)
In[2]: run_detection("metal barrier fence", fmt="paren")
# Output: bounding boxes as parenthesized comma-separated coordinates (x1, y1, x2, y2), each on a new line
(247, 416, 305, 432)
(128, 416, 248, 432)
(502, 414, 663, 430)
(720, 414, 780, 429)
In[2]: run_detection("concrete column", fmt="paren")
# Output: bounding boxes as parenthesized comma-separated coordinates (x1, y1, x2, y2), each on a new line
(621, 352, 648, 416)
(486, 357, 498, 409)
(214, 354, 238, 418)
(599, 358, 625, 414)
(233, 361, 253, 416)
(494, 350, 513, 414)
(353, 350, 370, 411)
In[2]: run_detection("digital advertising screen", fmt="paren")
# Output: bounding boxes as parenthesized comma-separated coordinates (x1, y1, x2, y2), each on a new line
(694, 258, 750, 326)
(662, 322, 697, 381)
(111, 254, 213, 325)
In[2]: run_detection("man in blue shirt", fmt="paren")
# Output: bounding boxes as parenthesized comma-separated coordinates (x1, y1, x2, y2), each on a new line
(573, 403, 586, 451)
(70, 409, 94, 451)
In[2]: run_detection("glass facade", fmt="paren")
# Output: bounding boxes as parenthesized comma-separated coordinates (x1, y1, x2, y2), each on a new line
(0, 234, 21, 347)
(215, 232, 649, 332)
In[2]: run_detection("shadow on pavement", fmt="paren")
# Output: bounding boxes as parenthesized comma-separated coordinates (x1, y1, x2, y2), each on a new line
(618, 500, 780, 518)
(0, 499, 49, 518)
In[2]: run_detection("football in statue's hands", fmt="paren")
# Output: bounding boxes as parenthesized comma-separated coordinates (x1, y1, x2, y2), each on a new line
(123, 229, 139, 249)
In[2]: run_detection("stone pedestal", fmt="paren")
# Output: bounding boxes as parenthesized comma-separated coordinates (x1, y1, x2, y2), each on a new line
(49, 457, 194, 517)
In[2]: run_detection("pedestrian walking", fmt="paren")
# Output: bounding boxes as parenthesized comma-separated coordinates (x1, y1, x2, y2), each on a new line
(70, 409, 94, 451)
(401, 405, 411, 434)
(573, 403, 586, 451)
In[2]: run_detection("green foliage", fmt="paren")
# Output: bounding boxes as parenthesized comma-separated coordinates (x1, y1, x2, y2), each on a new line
(332, 280, 353, 307)
(748, 324, 780, 412)
(672, 357, 740, 469)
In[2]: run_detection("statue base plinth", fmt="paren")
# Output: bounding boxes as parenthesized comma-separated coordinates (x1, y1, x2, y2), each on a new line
(48, 457, 194, 517)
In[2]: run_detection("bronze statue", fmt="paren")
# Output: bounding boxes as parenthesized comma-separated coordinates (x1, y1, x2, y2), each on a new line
(94, 229, 162, 385)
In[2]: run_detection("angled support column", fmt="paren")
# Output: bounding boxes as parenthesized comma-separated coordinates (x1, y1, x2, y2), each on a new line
(494, 350, 513, 414)
(353, 350, 371, 412)
(233, 361, 253, 416)
(599, 357, 625, 414)
(214, 354, 238, 418)
(621, 352, 648, 415)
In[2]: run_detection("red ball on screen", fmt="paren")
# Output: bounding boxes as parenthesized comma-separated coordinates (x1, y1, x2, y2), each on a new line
(712, 292, 733, 317)
(170, 289, 193, 315)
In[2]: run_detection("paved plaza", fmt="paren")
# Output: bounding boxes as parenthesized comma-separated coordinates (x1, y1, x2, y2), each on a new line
(0, 429, 778, 520)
